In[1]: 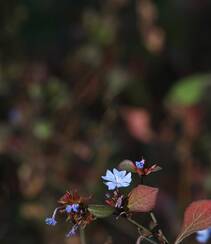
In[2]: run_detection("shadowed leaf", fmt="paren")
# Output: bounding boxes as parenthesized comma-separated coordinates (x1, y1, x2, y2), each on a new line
(118, 160, 136, 172)
(128, 185, 158, 212)
(88, 204, 114, 218)
(175, 200, 211, 244)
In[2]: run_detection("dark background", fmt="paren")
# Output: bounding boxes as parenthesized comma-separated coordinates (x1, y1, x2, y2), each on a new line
(1, 0, 211, 243)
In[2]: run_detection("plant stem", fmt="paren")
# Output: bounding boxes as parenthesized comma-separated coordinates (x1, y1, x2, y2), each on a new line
(127, 218, 158, 244)
(150, 212, 169, 243)
(80, 227, 86, 244)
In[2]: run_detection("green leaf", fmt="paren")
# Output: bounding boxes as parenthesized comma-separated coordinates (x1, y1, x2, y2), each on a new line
(118, 160, 136, 173)
(88, 204, 114, 218)
(33, 120, 52, 139)
(165, 73, 211, 106)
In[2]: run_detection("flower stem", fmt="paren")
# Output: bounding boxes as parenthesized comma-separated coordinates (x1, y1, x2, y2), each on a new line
(80, 227, 86, 244)
(150, 212, 169, 243)
(127, 218, 158, 244)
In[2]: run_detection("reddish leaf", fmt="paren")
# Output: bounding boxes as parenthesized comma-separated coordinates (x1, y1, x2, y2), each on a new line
(145, 165, 162, 175)
(128, 185, 158, 212)
(175, 200, 211, 244)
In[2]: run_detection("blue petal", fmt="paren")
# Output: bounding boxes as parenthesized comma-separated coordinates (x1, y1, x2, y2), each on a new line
(119, 170, 127, 178)
(118, 181, 130, 187)
(135, 160, 145, 169)
(102, 170, 115, 182)
(72, 204, 79, 212)
(105, 181, 117, 190)
(113, 168, 120, 177)
(66, 205, 73, 213)
(45, 217, 57, 226)
(123, 172, 132, 183)
(196, 229, 210, 243)
(66, 225, 78, 238)
(106, 170, 115, 180)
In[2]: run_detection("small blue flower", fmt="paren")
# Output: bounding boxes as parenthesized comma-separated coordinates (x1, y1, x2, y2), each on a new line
(102, 168, 132, 190)
(135, 159, 145, 169)
(72, 203, 79, 212)
(66, 204, 79, 213)
(196, 228, 211, 243)
(66, 205, 72, 213)
(66, 225, 78, 238)
(45, 217, 57, 226)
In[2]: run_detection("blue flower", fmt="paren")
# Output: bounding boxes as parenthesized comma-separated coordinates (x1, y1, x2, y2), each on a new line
(196, 228, 211, 243)
(135, 159, 145, 169)
(102, 168, 132, 190)
(66, 204, 79, 213)
(45, 217, 57, 226)
(66, 225, 78, 238)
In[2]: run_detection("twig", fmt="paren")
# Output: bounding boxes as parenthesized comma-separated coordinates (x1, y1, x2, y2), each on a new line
(80, 227, 86, 244)
(150, 212, 169, 243)
(127, 218, 158, 244)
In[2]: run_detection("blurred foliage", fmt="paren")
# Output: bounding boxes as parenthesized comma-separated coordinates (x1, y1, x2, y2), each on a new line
(165, 74, 211, 106)
(1, 0, 211, 244)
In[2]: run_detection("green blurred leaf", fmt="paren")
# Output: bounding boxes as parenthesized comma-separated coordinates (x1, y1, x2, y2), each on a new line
(165, 74, 211, 106)
(33, 120, 52, 139)
(118, 160, 136, 173)
(88, 204, 114, 218)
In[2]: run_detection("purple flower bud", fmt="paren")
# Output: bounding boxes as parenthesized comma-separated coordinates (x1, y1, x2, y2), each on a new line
(65, 204, 79, 213)
(66, 225, 78, 238)
(72, 203, 79, 212)
(45, 217, 57, 226)
(135, 160, 145, 169)
(66, 205, 72, 213)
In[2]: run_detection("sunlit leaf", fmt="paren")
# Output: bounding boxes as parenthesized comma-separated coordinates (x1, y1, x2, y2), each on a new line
(128, 185, 158, 212)
(88, 204, 114, 218)
(175, 200, 211, 244)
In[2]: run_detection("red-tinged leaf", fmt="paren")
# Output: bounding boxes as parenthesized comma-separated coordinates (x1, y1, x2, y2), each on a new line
(146, 165, 162, 174)
(118, 160, 136, 173)
(175, 200, 211, 244)
(128, 185, 158, 212)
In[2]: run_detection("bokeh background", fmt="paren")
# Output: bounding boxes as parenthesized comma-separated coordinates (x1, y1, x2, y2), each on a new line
(1, 0, 211, 243)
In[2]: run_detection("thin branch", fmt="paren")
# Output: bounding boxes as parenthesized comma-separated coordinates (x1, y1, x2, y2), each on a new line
(80, 227, 86, 244)
(127, 218, 158, 244)
(150, 212, 169, 243)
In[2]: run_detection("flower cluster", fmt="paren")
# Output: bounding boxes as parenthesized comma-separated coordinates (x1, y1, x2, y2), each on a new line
(45, 157, 162, 238)
(101, 168, 132, 216)
(133, 159, 161, 176)
(45, 157, 211, 244)
(45, 190, 94, 237)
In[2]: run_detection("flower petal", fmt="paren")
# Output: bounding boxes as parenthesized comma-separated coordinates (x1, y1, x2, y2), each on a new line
(118, 181, 130, 188)
(66, 205, 73, 213)
(105, 181, 117, 190)
(72, 204, 79, 212)
(123, 172, 132, 183)
(119, 170, 127, 178)
(113, 168, 119, 177)
(102, 170, 115, 182)
(196, 229, 210, 243)
(45, 217, 57, 226)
